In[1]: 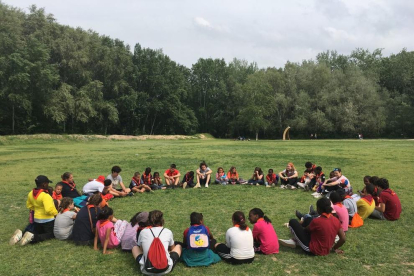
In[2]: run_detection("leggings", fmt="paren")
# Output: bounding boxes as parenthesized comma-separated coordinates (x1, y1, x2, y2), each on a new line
(281, 177, 298, 187)
(288, 219, 311, 253)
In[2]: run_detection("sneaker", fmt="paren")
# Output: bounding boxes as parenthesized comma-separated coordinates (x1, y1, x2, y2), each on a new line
(304, 185, 309, 191)
(309, 205, 315, 215)
(297, 182, 306, 189)
(128, 192, 134, 196)
(205, 184, 209, 188)
(278, 239, 296, 248)
(286, 184, 292, 190)
(290, 185, 297, 190)
(256, 183, 260, 186)
(19, 231, 34, 246)
(182, 182, 187, 189)
(9, 229, 22, 245)
(313, 193, 323, 199)
(193, 183, 201, 189)
(266, 185, 271, 188)
(271, 183, 275, 187)
(311, 192, 319, 196)
(295, 210, 303, 220)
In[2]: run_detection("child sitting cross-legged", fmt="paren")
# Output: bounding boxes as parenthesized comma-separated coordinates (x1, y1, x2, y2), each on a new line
(94, 206, 128, 254)
(265, 169, 279, 187)
(215, 167, 228, 185)
(130, 172, 152, 193)
(181, 212, 221, 267)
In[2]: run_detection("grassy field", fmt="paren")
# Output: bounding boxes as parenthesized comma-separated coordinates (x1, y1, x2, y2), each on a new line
(0, 136, 413, 276)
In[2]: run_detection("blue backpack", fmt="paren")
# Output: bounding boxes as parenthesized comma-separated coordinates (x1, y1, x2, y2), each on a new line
(187, 225, 209, 251)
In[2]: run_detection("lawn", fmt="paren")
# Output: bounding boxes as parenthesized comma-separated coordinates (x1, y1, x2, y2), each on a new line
(0, 136, 413, 276)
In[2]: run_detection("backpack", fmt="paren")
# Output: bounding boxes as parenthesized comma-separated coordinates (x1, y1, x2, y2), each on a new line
(187, 225, 209, 251)
(349, 213, 364, 228)
(144, 228, 169, 273)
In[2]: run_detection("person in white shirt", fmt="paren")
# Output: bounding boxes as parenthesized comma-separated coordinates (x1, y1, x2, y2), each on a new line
(106, 165, 130, 197)
(214, 211, 255, 264)
(132, 210, 182, 275)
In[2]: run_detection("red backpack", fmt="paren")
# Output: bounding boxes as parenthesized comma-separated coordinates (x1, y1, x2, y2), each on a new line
(144, 228, 169, 273)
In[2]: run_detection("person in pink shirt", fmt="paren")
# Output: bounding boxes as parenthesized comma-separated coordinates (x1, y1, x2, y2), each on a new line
(94, 206, 128, 254)
(330, 192, 349, 232)
(248, 208, 279, 254)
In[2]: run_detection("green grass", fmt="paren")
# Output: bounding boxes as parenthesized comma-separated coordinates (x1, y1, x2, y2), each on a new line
(0, 137, 413, 276)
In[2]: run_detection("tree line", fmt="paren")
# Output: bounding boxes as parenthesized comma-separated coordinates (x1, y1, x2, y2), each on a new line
(1, 3, 413, 139)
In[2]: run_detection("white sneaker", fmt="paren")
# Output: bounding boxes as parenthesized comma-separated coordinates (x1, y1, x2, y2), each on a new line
(297, 182, 306, 189)
(182, 182, 187, 189)
(335, 235, 340, 243)
(193, 183, 201, 189)
(9, 229, 22, 245)
(290, 185, 297, 190)
(19, 231, 34, 246)
(311, 192, 319, 196)
(279, 239, 296, 248)
(280, 185, 286, 189)
(205, 184, 209, 188)
(313, 193, 323, 199)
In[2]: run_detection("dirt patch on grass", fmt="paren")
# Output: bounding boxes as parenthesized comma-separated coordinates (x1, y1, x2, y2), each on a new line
(0, 134, 211, 142)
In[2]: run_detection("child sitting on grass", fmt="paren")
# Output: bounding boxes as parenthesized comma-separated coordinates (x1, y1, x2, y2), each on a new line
(94, 206, 128, 254)
(370, 178, 401, 221)
(279, 197, 346, 256)
(215, 167, 228, 185)
(52, 183, 63, 202)
(214, 211, 255, 264)
(330, 192, 349, 232)
(121, 212, 149, 252)
(54, 197, 77, 240)
(265, 169, 278, 187)
(151, 172, 166, 190)
(130, 172, 152, 193)
(181, 212, 221, 267)
(248, 208, 279, 254)
(356, 183, 376, 220)
(10, 175, 58, 246)
(248, 167, 264, 186)
(227, 166, 240, 185)
(182, 171, 195, 189)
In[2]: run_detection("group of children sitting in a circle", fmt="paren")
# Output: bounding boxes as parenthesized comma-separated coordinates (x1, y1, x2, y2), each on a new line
(9, 161, 401, 275)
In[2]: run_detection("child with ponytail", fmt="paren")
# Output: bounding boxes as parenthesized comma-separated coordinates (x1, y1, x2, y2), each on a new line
(248, 208, 279, 254)
(53, 197, 77, 240)
(94, 206, 128, 254)
(214, 211, 255, 264)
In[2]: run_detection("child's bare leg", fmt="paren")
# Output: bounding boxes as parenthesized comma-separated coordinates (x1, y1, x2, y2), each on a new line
(132, 246, 143, 259)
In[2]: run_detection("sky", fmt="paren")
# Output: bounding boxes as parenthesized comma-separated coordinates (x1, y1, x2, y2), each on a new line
(3, 0, 414, 69)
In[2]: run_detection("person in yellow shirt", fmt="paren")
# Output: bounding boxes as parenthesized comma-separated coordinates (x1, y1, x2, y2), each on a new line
(10, 175, 58, 246)
(356, 183, 376, 220)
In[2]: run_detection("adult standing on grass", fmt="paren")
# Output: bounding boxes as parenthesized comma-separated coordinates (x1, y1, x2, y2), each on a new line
(279, 162, 298, 189)
(10, 175, 58, 245)
(164, 164, 181, 188)
(278, 197, 346, 255)
(195, 161, 212, 188)
(370, 178, 401, 221)
(58, 172, 81, 198)
(107, 165, 130, 196)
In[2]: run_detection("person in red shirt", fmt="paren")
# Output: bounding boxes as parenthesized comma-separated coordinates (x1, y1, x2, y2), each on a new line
(265, 169, 279, 187)
(279, 197, 346, 255)
(164, 164, 181, 188)
(370, 178, 401, 221)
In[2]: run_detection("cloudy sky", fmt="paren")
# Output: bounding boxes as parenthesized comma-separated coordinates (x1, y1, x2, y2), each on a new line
(4, 0, 413, 68)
